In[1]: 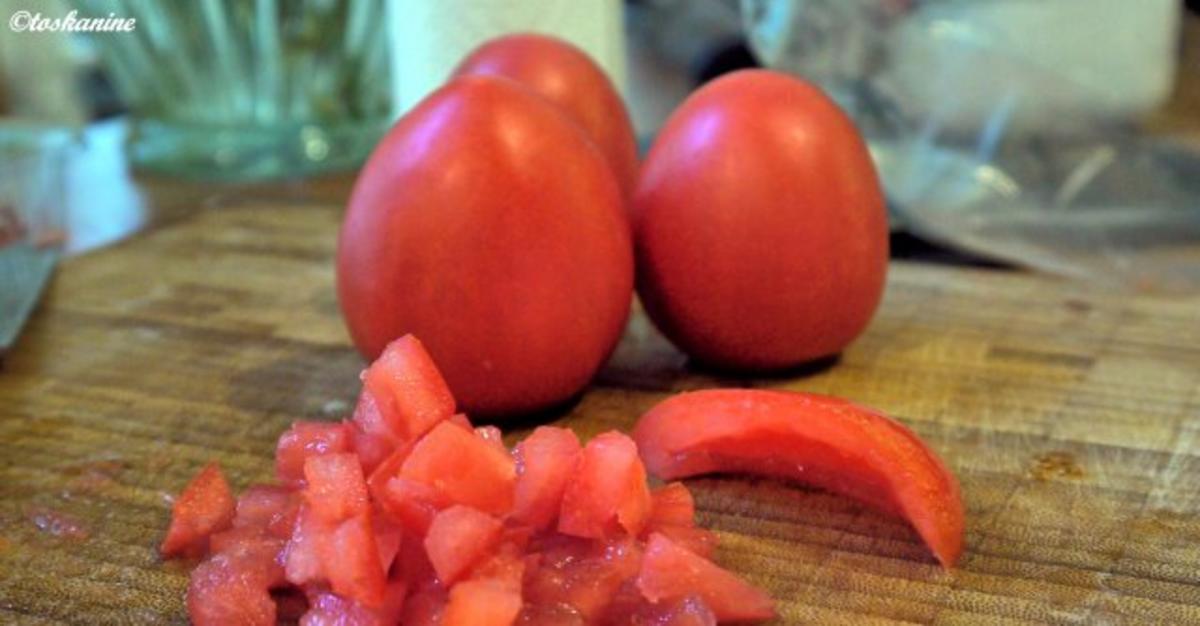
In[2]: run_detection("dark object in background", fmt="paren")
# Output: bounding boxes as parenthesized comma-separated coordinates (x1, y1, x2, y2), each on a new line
(890, 232, 1008, 268)
(693, 39, 759, 84)
(1188, 0, 1199, 14)
(79, 68, 126, 121)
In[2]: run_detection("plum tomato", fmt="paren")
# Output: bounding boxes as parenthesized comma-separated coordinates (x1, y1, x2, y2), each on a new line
(632, 69, 888, 370)
(454, 33, 639, 200)
(337, 76, 632, 418)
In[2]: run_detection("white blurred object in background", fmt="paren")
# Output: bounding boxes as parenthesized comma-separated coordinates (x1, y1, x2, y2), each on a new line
(743, 0, 1200, 293)
(882, 0, 1180, 135)
(388, 0, 626, 115)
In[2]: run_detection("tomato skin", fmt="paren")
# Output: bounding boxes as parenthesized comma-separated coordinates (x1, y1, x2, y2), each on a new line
(632, 69, 888, 370)
(632, 389, 964, 567)
(454, 33, 639, 200)
(338, 75, 633, 418)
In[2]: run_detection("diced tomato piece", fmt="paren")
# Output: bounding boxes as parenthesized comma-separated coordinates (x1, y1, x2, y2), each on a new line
(186, 552, 278, 626)
(208, 526, 261, 555)
(648, 482, 696, 529)
(399, 584, 447, 626)
(442, 580, 522, 626)
(424, 505, 503, 584)
(399, 421, 516, 516)
(284, 504, 333, 586)
(162, 462, 236, 558)
(644, 482, 715, 557)
(276, 421, 353, 487)
(603, 589, 717, 626)
(637, 533, 774, 623)
(633, 389, 965, 567)
(321, 512, 386, 607)
(205, 530, 286, 589)
(233, 484, 301, 539)
(304, 453, 369, 523)
(523, 535, 642, 621)
(654, 525, 718, 559)
(366, 442, 413, 502)
(300, 579, 407, 626)
(208, 526, 285, 565)
(374, 516, 404, 575)
(558, 432, 651, 539)
(448, 413, 473, 430)
(349, 389, 404, 475)
(395, 534, 437, 588)
(377, 477, 449, 534)
(511, 427, 581, 531)
(362, 335, 456, 442)
(468, 539, 526, 591)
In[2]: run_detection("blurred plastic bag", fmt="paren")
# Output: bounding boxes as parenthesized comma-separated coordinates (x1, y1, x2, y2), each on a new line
(743, 0, 1200, 293)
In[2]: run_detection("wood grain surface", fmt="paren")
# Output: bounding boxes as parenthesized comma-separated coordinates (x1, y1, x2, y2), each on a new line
(1, 198, 1198, 625)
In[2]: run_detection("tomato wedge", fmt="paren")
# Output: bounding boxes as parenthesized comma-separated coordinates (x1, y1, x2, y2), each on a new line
(632, 389, 964, 567)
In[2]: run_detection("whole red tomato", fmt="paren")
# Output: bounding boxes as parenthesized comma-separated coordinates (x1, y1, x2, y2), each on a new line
(454, 33, 639, 200)
(338, 75, 633, 417)
(632, 70, 888, 370)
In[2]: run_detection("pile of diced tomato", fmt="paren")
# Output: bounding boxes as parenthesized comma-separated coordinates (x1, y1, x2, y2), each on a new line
(161, 336, 775, 625)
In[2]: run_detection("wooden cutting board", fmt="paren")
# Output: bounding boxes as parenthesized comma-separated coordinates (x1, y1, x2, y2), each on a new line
(1, 199, 1198, 625)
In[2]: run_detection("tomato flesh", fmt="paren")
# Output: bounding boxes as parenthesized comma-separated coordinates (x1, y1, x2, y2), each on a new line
(443, 579, 523, 626)
(361, 335, 456, 442)
(511, 426, 581, 530)
(284, 505, 329, 586)
(301, 579, 407, 626)
(398, 421, 516, 517)
(186, 551, 278, 626)
(638, 533, 775, 623)
(322, 512, 386, 607)
(233, 484, 300, 539)
(276, 421, 353, 487)
(348, 390, 401, 476)
(161, 462, 236, 558)
(559, 431, 651, 539)
(524, 535, 643, 621)
(648, 482, 696, 528)
(424, 505, 504, 584)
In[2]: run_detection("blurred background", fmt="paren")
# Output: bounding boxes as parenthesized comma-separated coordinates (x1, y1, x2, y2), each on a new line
(2, 0, 1200, 340)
